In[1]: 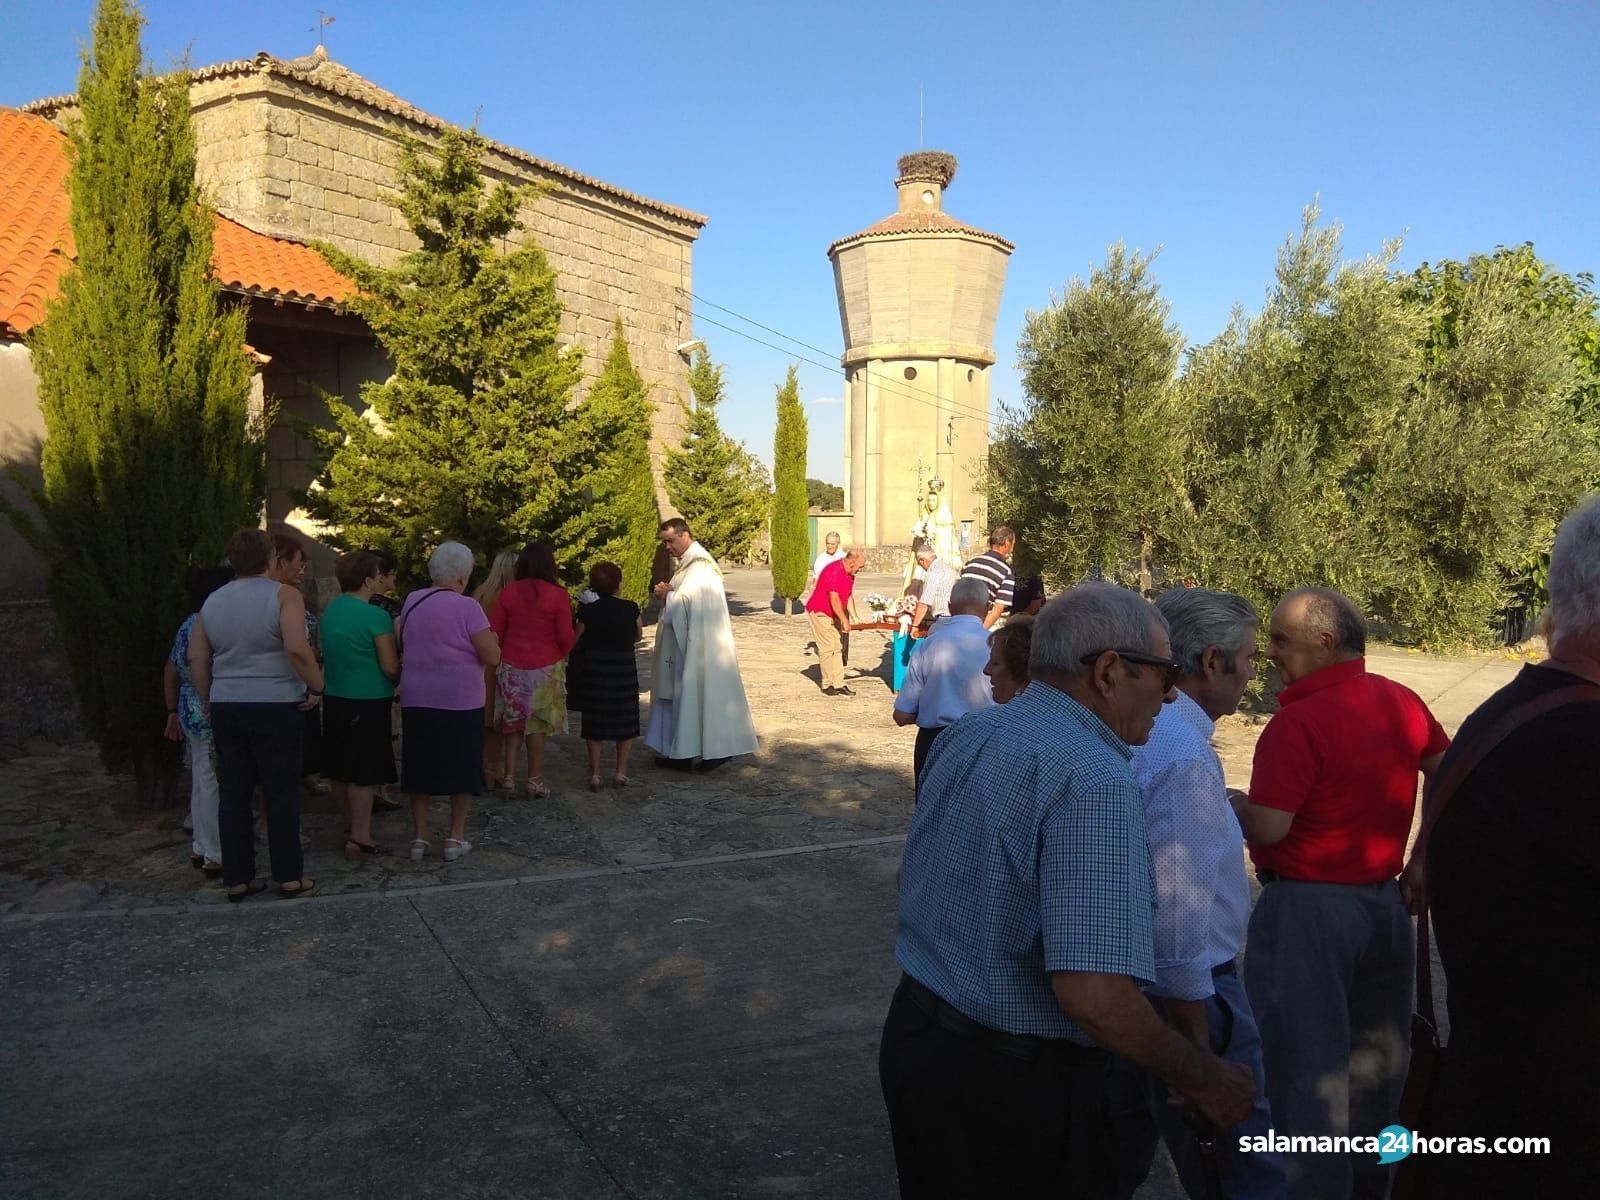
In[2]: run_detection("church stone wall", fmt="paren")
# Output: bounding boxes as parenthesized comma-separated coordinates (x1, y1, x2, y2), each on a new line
(186, 72, 699, 499)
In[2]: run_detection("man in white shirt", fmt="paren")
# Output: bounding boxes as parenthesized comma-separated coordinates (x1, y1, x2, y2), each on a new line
(892, 577, 994, 789)
(910, 544, 960, 630)
(1110, 587, 1285, 1200)
(809, 531, 845, 590)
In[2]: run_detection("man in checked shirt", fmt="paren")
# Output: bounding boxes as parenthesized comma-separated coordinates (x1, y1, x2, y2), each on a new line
(1108, 588, 1286, 1199)
(880, 583, 1254, 1197)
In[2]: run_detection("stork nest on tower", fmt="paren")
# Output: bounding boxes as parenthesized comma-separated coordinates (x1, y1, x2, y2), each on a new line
(896, 151, 958, 187)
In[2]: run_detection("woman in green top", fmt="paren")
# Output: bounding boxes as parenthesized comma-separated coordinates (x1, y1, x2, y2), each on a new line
(321, 551, 401, 857)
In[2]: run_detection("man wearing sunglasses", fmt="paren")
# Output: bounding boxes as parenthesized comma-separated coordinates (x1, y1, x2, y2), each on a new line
(1233, 588, 1448, 1200)
(880, 582, 1255, 1197)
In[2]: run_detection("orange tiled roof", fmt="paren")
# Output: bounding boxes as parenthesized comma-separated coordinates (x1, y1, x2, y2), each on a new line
(0, 109, 73, 336)
(211, 215, 353, 305)
(0, 108, 353, 337)
(827, 208, 1014, 257)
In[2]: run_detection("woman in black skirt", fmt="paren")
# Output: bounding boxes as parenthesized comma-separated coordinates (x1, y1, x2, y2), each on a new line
(570, 561, 643, 791)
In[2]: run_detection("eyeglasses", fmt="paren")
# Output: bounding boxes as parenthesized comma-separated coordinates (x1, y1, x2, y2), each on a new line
(1079, 649, 1183, 691)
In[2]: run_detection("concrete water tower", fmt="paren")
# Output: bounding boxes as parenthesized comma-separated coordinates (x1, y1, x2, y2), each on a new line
(827, 151, 1012, 554)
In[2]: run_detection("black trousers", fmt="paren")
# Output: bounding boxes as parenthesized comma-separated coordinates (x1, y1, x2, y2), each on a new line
(878, 976, 1116, 1199)
(212, 701, 304, 886)
(912, 724, 945, 791)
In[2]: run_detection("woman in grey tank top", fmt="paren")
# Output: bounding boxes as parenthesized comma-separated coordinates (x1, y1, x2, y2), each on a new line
(189, 528, 325, 899)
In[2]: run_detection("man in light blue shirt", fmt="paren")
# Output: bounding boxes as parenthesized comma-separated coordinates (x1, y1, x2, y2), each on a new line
(1109, 587, 1286, 1200)
(881, 583, 1256, 1198)
(893, 576, 994, 787)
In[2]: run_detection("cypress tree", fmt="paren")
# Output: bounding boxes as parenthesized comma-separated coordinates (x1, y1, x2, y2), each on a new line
(304, 127, 586, 582)
(664, 347, 770, 562)
(1, 0, 263, 796)
(569, 319, 658, 606)
(770, 365, 810, 610)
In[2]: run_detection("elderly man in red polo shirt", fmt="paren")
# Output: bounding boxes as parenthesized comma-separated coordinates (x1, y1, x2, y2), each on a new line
(806, 549, 865, 696)
(1233, 588, 1447, 1200)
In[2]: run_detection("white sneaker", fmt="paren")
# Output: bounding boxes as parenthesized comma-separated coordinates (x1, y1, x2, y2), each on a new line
(442, 838, 472, 862)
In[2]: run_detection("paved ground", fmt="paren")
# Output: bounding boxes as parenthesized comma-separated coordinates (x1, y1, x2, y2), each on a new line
(0, 569, 1533, 1197)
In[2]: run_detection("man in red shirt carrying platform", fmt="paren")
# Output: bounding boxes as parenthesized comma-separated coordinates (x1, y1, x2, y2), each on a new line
(1233, 588, 1447, 1200)
(805, 549, 864, 696)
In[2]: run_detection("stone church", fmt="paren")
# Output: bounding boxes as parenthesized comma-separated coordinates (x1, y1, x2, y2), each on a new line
(0, 48, 705, 750)
(1, 46, 707, 602)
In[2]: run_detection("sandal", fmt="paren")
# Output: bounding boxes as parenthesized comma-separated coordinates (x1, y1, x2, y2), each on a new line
(409, 838, 429, 862)
(344, 839, 390, 859)
(278, 878, 317, 899)
(189, 854, 205, 870)
(226, 880, 267, 903)
(588, 775, 603, 792)
(497, 775, 516, 792)
(612, 774, 630, 788)
(525, 778, 550, 799)
(442, 837, 472, 862)
(202, 859, 224, 878)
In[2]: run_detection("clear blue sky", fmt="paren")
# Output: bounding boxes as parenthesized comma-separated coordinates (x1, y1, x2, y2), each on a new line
(5, 0, 1597, 485)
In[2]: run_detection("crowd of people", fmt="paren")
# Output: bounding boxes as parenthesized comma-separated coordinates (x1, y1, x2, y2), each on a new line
(876, 499, 1600, 1199)
(165, 516, 757, 895)
(162, 497, 1600, 1196)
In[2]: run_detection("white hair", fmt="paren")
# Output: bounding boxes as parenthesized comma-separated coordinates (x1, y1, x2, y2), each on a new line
(949, 576, 990, 614)
(1548, 495, 1600, 639)
(428, 541, 475, 586)
(1030, 582, 1167, 677)
(1155, 588, 1258, 677)
(915, 544, 937, 562)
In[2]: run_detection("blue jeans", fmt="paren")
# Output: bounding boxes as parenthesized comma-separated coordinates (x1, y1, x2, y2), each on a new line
(1244, 879, 1412, 1200)
(1109, 967, 1286, 1199)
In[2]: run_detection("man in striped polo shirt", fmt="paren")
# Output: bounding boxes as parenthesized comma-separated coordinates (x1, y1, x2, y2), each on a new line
(960, 525, 1016, 629)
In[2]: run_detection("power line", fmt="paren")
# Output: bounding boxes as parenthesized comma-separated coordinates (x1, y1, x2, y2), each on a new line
(678, 288, 1001, 429)
(681, 286, 997, 424)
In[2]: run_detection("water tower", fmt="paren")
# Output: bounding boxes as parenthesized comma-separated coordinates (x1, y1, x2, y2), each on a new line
(827, 151, 1012, 555)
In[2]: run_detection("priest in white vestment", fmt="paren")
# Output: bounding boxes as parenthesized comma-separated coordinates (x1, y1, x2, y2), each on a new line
(645, 518, 759, 768)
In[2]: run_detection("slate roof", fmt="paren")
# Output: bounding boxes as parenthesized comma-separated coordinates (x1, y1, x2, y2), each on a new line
(0, 108, 354, 338)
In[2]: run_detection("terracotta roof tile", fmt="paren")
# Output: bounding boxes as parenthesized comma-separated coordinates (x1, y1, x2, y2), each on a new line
(827, 208, 1014, 257)
(211, 216, 352, 305)
(0, 108, 353, 337)
(0, 109, 73, 335)
(26, 49, 709, 230)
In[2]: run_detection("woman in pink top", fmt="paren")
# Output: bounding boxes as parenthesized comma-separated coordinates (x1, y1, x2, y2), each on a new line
(490, 542, 577, 797)
(397, 542, 501, 863)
